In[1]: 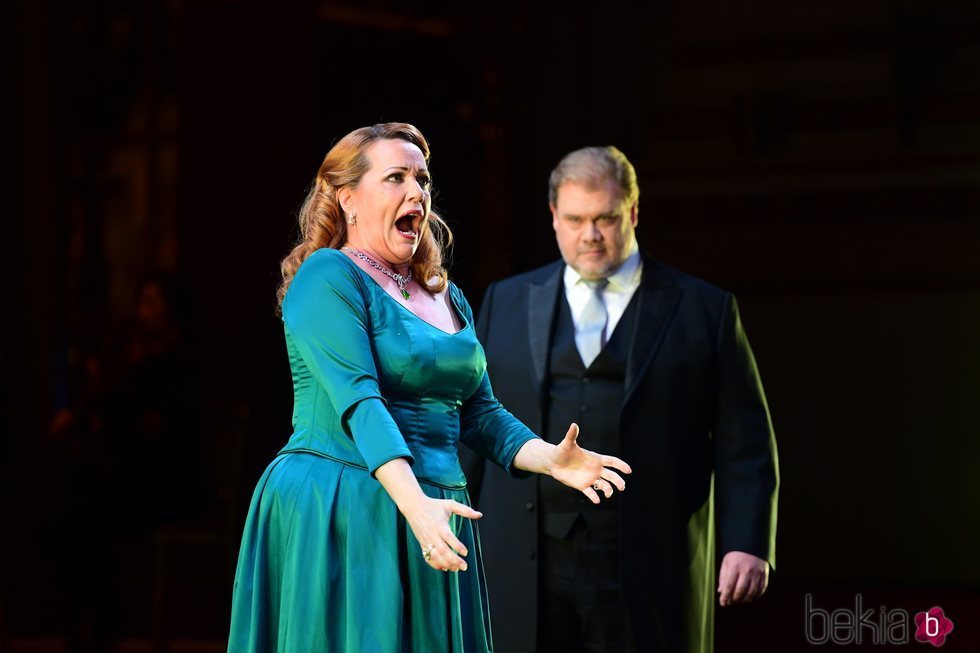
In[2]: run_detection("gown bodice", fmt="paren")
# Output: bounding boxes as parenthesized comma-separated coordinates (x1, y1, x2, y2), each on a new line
(278, 247, 530, 489)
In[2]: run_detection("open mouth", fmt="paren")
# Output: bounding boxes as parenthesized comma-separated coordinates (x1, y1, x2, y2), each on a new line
(395, 211, 421, 239)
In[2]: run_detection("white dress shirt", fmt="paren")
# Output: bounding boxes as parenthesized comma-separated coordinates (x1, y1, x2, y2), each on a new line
(563, 243, 643, 346)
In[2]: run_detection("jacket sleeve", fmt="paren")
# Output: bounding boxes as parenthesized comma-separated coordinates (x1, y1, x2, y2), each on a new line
(455, 284, 539, 478)
(712, 293, 779, 569)
(282, 248, 413, 475)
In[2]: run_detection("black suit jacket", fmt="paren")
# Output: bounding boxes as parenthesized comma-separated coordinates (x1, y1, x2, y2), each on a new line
(466, 254, 778, 653)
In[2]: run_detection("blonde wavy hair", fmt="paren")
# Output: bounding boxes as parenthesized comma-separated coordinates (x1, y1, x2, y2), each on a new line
(276, 122, 453, 310)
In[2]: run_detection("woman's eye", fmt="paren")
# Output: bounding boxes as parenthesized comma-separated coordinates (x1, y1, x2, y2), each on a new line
(419, 177, 432, 189)
(387, 173, 403, 182)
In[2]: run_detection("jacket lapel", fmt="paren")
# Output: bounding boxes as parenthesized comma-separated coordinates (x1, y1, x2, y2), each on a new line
(624, 255, 683, 405)
(527, 263, 563, 394)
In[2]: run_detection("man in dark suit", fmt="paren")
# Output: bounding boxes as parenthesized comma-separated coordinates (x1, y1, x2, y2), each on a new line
(468, 146, 779, 653)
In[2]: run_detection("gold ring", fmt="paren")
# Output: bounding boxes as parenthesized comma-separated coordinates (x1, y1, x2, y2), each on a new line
(422, 545, 435, 562)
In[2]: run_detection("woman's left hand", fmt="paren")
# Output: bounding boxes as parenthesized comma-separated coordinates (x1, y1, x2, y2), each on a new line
(550, 423, 632, 504)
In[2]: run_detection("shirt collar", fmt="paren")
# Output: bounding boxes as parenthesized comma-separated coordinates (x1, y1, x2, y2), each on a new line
(563, 242, 641, 291)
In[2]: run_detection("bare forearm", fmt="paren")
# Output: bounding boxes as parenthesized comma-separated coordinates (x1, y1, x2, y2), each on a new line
(512, 438, 556, 476)
(374, 457, 428, 517)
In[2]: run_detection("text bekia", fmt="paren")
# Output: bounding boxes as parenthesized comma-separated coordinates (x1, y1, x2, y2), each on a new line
(804, 594, 954, 647)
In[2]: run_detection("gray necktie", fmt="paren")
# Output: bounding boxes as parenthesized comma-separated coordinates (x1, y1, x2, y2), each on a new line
(576, 279, 609, 367)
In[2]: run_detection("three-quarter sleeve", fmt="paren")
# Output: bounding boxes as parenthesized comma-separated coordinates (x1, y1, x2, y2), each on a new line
(454, 285, 539, 476)
(282, 249, 413, 474)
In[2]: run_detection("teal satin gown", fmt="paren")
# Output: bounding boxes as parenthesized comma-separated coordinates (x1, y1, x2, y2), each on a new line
(228, 248, 538, 652)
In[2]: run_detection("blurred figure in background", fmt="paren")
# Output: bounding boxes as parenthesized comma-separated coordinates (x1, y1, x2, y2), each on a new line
(104, 272, 205, 533)
(44, 271, 205, 651)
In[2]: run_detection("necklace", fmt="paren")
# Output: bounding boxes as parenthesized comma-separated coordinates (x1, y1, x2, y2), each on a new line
(342, 246, 413, 299)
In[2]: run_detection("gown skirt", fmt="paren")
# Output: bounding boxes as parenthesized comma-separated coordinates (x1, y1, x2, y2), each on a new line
(229, 452, 493, 652)
(228, 249, 535, 652)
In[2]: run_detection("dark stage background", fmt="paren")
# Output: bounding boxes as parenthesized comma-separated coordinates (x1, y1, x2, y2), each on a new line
(5, 1, 980, 651)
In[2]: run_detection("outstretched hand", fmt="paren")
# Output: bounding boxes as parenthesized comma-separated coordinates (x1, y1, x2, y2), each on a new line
(550, 423, 632, 504)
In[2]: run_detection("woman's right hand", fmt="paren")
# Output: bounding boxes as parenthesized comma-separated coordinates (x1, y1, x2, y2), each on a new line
(403, 496, 482, 572)
(374, 457, 482, 572)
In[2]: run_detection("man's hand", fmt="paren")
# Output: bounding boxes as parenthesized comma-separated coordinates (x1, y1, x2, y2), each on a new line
(718, 551, 769, 606)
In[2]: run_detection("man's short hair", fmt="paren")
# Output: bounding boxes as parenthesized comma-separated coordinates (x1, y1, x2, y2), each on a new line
(548, 146, 639, 208)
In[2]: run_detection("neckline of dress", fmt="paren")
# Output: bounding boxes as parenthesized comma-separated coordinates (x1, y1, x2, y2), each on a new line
(338, 250, 470, 336)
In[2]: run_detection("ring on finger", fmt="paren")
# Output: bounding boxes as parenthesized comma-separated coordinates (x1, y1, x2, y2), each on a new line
(422, 545, 435, 562)
(592, 479, 602, 491)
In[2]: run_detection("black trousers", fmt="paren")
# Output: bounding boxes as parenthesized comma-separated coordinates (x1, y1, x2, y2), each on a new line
(537, 516, 635, 653)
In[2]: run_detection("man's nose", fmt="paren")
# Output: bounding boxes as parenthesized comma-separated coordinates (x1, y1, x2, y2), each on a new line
(584, 220, 602, 242)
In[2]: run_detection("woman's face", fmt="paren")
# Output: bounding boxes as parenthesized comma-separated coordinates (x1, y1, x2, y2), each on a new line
(341, 138, 432, 267)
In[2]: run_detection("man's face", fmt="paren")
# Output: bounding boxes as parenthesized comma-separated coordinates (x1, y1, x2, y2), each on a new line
(551, 181, 638, 280)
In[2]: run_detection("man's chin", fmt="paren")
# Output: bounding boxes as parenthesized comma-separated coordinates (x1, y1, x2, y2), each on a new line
(573, 262, 611, 281)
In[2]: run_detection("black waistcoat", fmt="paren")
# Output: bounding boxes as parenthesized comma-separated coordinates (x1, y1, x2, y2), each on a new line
(539, 286, 639, 539)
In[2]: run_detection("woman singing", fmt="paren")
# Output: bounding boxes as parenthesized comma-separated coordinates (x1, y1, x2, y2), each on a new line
(228, 122, 631, 652)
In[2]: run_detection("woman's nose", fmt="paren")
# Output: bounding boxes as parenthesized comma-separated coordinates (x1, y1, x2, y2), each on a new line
(408, 178, 426, 201)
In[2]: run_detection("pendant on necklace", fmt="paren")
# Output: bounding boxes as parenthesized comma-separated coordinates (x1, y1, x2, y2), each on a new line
(400, 288, 411, 300)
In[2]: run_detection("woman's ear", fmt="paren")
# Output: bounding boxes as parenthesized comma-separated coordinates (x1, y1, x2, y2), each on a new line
(337, 186, 353, 215)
